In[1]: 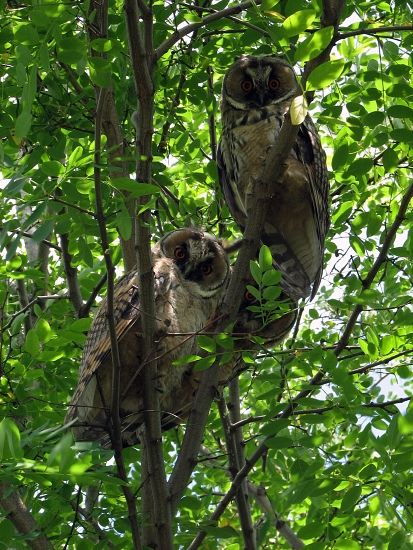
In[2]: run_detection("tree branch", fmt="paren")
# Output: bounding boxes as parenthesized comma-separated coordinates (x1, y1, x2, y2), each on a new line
(69, 498, 115, 548)
(169, 99, 301, 517)
(94, 47, 142, 550)
(0, 484, 53, 550)
(218, 391, 255, 550)
(334, 180, 413, 356)
(154, 1, 261, 61)
(338, 25, 413, 40)
(124, 1, 173, 547)
(247, 481, 305, 550)
(88, 0, 135, 272)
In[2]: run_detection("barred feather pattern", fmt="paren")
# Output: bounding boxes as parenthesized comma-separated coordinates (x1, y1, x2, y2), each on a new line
(65, 229, 230, 448)
(218, 54, 330, 300)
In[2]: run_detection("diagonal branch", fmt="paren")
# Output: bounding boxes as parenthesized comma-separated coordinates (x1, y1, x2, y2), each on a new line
(0, 484, 53, 550)
(169, 103, 301, 516)
(154, 1, 261, 61)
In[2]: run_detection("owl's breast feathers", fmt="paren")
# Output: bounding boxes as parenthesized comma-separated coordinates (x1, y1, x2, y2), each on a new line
(218, 102, 330, 299)
(65, 257, 224, 446)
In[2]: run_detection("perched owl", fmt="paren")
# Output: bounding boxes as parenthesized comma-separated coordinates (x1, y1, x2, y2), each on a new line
(217, 54, 330, 300)
(65, 228, 230, 448)
(160, 280, 298, 431)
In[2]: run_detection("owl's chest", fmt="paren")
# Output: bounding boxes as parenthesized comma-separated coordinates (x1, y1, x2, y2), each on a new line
(227, 116, 283, 182)
(156, 287, 215, 390)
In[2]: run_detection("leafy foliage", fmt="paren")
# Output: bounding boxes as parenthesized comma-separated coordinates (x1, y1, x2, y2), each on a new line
(1, 0, 413, 548)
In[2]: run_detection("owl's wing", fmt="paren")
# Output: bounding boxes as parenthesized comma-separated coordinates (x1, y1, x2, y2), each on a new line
(65, 270, 141, 419)
(295, 115, 330, 298)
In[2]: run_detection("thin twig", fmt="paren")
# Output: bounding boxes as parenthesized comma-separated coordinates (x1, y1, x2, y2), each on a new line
(338, 25, 413, 40)
(155, 1, 261, 61)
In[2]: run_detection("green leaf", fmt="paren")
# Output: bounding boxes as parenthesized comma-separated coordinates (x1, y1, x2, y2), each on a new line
(262, 269, 281, 286)
(332, 143, 349, 171)
(14, 24, 39, 45)
(382, 147, 399, 173)
(346, 157, 373, 177)
(21, 203, 47, 230)
(249, 261, 262, 284)
(71, 318, 93, 332)
(116, 205, 132, 241)
(290, 95, 308, 125)
(41, 160, 65, 177)
(24, 328, 40, 356)
(282, 9, 316, 38)
(306, 60, 346, 91)
(266, 436, 294, 449)
(216, 333, 234, 350)
(36, 318, 51, 343)
(0, 518, 15, 545)
(246, 285, 260, 301)
(263, 285, 282, 300)
(294, 26, 334, 63)
(201, 523, 238, 539)
(332, 201, 353, 226)
(89, 57, 112, 88)
(31, 220, 54, 243)
(390, 128, 413, 144)
(111, 178, 160, 196)
(193, 355, 216, 372)
(340, 485, 361, 511)
(398, 408, 413, 435)
(14, 112, 32, 138)
(258, 245, 272, 271)
(198, 335, 216, 353)
(172, 354, 201, 366)
(90, 38, 116, 53)
(387, 105, 413, 119)
(67, 146, 84, 170)
(0, 418, 24, 459)
(5, 233, 22, 260)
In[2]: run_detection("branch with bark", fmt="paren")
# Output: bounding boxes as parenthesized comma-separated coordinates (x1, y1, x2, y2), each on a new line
(124, 1, 173, 548)
(0, 484, 53, 550)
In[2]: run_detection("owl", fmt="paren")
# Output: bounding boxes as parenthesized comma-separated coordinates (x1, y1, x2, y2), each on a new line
(217, 54, 330, 300)
(160, 280, 298, 431)
(65, 228, 230, 448)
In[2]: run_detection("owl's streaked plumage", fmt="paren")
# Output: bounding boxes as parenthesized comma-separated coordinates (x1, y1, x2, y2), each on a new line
(65, 228, 230, 448)
(217, 54, 330, 300)
(160, 280, 298, 431)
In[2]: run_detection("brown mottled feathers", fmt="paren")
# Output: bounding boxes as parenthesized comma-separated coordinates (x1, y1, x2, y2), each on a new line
(160, 280, 297, 431)
(65, 228, 230, 448)
(217, 54, 330, 300)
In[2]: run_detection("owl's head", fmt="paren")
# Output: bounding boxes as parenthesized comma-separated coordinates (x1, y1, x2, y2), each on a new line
(222, 54, 298, 110)
(152, 228, 230, 299)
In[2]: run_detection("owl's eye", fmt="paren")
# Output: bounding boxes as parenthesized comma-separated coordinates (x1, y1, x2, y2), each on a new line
(174, 246, 186, 260)
(244, 290, 256, 303)
(201, 264, 212, 275)
(241, 80, 253, 92)
(269, 78, 280, 90)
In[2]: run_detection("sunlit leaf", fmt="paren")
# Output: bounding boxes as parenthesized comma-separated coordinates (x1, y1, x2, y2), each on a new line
(282, 9, 316, 38)
(306, 60, 346, 91)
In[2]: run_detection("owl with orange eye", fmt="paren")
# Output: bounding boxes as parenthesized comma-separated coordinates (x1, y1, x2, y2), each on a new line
(217, 54, 330, 301)
(65, 228, 230, 448)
